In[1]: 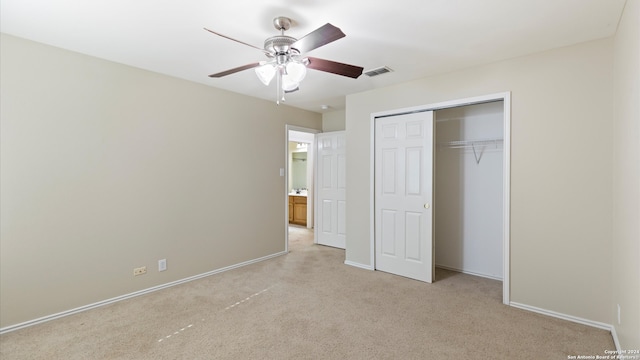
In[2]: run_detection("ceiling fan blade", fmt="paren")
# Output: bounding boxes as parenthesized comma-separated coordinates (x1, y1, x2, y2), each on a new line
(306, 57, 363, 79)
(204, 28, 268, 54)
(291, 23, 345, 54)
(209, 62, 262, 78)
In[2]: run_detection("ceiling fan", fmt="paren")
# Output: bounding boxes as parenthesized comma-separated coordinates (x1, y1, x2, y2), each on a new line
(205, 16, 364, 104)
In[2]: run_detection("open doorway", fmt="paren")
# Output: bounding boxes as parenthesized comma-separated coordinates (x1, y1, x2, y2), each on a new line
(285, 126, 319, 252)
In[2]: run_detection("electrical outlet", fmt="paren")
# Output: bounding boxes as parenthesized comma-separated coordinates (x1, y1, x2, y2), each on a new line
(617, 304, 621, 325)
(133, 266, 147, 276)
(158, 259, 167, 272)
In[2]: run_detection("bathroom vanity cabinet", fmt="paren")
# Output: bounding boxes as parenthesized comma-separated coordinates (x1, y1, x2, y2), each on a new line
(289, 195, 307, 226)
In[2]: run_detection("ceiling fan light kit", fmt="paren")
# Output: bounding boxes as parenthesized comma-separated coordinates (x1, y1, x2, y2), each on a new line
(206, 16, 363, 105)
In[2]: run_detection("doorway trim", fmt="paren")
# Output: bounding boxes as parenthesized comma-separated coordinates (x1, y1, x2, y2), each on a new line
(369, 92, 511, 305)
(285, 125, 321, 253)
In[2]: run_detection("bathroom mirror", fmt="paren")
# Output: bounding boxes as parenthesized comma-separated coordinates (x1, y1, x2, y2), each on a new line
(291, 151, 307, 190)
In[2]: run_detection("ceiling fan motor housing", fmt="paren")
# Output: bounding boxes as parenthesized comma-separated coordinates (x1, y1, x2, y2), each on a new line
(264, 36, 298, 56)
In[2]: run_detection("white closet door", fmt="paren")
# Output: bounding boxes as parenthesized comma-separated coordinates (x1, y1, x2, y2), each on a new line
(316, 132, 346, 249)
(375, 112, 434, 283)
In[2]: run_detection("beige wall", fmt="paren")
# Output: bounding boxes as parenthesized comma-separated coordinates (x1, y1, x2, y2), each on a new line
(612, 0, 640, 350)
(346, 38, 614, 324)
(322, 109, 346, 132)
(0, 34, 322, 328)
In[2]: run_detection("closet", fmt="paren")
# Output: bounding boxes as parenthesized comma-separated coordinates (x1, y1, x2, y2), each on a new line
(434, 101, 504, 280)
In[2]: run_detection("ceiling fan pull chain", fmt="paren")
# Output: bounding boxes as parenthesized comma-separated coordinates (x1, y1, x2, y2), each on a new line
(276, 68, 282, 105)
(276, 72, 280, 105)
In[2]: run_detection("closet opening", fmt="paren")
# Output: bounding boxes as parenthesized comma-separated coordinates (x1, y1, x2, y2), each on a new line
(434, 101, 505, 291)
(370, 92, 510, 304)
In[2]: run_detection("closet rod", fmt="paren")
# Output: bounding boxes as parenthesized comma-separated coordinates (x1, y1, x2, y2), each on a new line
(438, 138, 503, 150)
(438, 138, 503, 164)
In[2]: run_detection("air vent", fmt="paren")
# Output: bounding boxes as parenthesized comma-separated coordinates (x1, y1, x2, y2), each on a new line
(364, 66, 393, 77)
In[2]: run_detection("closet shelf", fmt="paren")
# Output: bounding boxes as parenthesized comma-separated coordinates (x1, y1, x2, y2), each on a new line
(438, 138, 503, 150)
(437, 138, 503, 164)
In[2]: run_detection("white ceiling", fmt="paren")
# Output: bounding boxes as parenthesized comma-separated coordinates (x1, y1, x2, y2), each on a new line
(0, 0, 626, 113)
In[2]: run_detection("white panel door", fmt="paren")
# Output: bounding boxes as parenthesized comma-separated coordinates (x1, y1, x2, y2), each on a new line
(316, 131, 346, 249)
(375, 111, 434, 282)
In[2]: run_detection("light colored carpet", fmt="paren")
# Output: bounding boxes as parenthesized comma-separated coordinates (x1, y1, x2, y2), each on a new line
(0, 226, 614, 359)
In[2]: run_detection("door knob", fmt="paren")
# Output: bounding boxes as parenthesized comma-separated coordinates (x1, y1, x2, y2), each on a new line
(424, 203, 430, 209)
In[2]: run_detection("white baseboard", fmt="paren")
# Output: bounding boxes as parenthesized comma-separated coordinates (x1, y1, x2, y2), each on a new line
(435, 264, 503, 281)
(510, 301, 620, 352)
(510, 302, 612, 330)
(344, 260, 374, 271)
(610, 325, 622, 354)
(0, 251, 287, 335)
